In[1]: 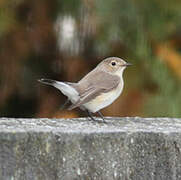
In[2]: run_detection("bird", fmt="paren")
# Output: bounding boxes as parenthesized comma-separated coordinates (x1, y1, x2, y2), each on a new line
(38, 57, 131, 122)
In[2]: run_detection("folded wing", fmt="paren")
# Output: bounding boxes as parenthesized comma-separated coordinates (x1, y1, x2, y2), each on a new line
(68, 71, 120, 110)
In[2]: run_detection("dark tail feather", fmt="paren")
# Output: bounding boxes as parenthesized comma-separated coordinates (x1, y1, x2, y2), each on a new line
(38, 78, 56, 86)
(67, 100, 81, 110)
(67, 104, 74, 111)
(60, 99, 70, 110)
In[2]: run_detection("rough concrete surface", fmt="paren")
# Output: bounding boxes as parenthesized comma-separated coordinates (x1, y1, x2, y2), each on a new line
(0, 117, 181, 180)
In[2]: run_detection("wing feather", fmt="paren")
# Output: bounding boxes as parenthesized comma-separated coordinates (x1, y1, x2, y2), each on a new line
(68, 71, 120, 110)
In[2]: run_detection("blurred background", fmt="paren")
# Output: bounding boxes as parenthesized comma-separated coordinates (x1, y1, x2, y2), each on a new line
(1, 0, 181, 118)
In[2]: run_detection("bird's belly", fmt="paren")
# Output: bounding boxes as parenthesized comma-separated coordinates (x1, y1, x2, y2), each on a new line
(83, 84, 123, 113)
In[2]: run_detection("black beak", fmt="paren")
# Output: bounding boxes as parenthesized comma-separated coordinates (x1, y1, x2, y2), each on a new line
(123, 62, 132, 66)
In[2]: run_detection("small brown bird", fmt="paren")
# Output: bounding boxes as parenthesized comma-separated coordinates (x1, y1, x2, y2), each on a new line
(38, 57, 131, 122)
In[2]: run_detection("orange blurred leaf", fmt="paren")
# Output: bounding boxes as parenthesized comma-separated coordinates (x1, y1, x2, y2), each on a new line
(156, 43, 181, 78)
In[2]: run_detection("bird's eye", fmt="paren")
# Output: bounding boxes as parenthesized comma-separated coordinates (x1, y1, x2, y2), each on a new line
(111, 61, 116, 66)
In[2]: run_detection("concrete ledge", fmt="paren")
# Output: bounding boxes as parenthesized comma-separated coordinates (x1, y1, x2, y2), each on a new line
(0, 117, 181, 180)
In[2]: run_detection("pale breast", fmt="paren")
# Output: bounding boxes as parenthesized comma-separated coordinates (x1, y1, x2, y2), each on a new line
(83, 81, 124, 113)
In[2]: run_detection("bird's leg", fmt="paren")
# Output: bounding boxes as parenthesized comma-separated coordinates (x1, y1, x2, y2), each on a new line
(60, 99, 70, 110)
(86, 110, 97, 121)
(97, 111, 106, 123)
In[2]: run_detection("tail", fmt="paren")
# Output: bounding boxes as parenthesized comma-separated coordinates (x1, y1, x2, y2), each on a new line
(38, 78, 57, 86)
(38, 78, 79, 102)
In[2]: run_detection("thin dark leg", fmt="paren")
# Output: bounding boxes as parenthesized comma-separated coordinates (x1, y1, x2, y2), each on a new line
(60, 99, 70, 110)
(86, 110, 97, 121)
(97, 111, 106, 123)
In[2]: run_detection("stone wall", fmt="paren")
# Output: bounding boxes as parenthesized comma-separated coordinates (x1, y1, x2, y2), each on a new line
(0, 117, 181, 180)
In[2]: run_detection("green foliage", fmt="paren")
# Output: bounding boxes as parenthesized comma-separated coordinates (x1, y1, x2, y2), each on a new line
(144, 59, 181, 117)
(94, 0, 181, 117)
(57, 0, 81, 16)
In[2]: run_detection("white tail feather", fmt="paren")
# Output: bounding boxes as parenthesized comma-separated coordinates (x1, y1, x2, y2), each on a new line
(53, 81, 79, 102)
(39, 79, 79, 103)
